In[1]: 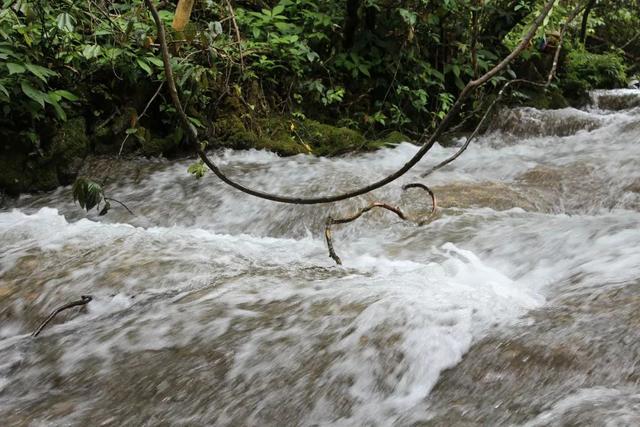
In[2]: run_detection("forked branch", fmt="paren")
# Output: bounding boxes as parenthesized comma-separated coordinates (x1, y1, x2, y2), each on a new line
(324, 183, 437, 265)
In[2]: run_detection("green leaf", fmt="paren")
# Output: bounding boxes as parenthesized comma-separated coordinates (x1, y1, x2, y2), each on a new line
(72, 178, 104, 211)
(398, 8, 417, 26)
(146, 56, 164, 67)
(0, 83, 9, 99)
(46, 95, 67, 121)
(136, 58, 152, 75)
(272, 5, 285, 16)
(6, 63, 26, 75)
(188, 116, 204, 128)
(82, 44, 102, 59)
(56, 12, 75, 32)
(52, 90, 79, 102)
(25, 63, 56, 83)
(187, 162, 206, 179)
(21, 81, 46, 108)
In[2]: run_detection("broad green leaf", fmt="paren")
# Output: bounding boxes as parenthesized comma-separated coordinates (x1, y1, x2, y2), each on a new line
(21, 81, 45, 108)
(52, 89, 79, 101)
(187, 162, 206, 179)
(82, 44, 102, 59)
(72, 178, 104, 211)
(56, 12, 75, 32)
(272, 5, 284, 16)
(188, 116, 204, 128)
(25, 63, 56, 83)
(136, 58, 152, 75)
(0, 83, 9, 99)
(6, 63, 26, 75)
(46, 95, 67, 121)
(146, 56, 164, 67)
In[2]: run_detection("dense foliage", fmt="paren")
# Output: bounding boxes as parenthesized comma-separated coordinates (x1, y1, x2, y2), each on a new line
(0, 0, 637, 194)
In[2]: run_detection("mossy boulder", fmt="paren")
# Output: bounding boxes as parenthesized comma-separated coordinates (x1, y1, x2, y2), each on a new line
(294, 119, 366, 156)
(0, 142, 63, 195)
(370, 130, 411, 149)
(213, 115, 383, 157)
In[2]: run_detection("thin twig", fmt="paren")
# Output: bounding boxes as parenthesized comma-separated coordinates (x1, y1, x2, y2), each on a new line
(118, 81, 165, 157)
(32, 296, 92, 337)
(224, 0, 244, 72)
(104, 197, 135, 215)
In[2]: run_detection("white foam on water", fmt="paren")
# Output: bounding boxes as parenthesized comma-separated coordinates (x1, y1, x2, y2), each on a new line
(1, 89, 639, 425)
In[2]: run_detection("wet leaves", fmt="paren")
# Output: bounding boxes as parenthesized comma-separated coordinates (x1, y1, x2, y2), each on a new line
(72, 177, 104, 211)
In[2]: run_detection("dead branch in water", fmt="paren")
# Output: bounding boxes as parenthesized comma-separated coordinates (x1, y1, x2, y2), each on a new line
(144, 0, 557, 205)
(324, 183, 437, 265)
(32, 296, 92, 337)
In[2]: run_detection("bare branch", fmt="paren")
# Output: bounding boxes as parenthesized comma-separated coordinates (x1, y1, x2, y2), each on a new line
(324, 183, 437, 265)
(32, 296, 92, 337)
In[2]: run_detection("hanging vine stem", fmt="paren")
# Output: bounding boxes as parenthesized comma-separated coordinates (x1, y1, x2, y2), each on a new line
(32, 296, 92, 337)
(324, 183, 437, 265)
(143, 0, 558, 205)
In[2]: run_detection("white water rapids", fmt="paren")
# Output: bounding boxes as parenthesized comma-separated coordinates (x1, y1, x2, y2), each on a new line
(1, 89, 640, 426)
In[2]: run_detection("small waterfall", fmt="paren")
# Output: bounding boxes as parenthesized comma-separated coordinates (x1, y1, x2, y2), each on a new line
(1, 89, 639, 426)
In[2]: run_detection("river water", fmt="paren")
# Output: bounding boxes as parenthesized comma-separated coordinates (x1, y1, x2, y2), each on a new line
(1, 89, 639, 426)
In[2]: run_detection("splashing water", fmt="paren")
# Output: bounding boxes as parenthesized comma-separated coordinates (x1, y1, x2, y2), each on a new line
(1, 90, 640, 426)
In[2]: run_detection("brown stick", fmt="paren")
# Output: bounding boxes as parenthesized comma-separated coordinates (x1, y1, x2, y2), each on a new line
(324, 183, 437, 265)
(32, 296, 92, 337)
(224, 0, 244, 72)
(144, 0, 557, 205)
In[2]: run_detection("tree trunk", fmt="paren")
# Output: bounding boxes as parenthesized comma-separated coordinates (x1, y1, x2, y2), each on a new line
(580, 0, 597, 44)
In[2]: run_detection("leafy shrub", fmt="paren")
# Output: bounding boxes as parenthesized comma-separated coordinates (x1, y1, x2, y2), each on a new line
(563, 49, 627, 90)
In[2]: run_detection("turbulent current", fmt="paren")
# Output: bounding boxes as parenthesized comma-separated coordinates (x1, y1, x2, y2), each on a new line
(1, 89, 640, 426)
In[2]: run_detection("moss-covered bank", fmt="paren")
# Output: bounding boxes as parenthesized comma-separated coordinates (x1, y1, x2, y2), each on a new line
(0, 109, 409, 197)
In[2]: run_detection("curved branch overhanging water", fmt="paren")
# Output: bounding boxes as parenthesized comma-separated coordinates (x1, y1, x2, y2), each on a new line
(144, 0, 557, 205)
(324, 183, 437, 265)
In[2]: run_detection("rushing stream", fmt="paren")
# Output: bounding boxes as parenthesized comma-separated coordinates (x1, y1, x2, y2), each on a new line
(1, 89, 640, 426)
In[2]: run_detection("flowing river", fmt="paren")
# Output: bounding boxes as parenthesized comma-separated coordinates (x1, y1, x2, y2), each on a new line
(1, 89, 640, 426)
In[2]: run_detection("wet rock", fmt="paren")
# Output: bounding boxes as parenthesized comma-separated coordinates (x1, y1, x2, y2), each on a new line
(591, 90, 640, 110)
(422, 280, 640, 425)
(490, 107, 602, 137)
(433, 182, 535, 211)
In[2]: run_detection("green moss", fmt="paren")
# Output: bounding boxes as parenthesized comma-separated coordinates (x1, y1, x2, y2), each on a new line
(369, 130, 411, 149)
(212, 114, 393, 157)
(213, 116, 257, 150)
(296, 119, 366, 156)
